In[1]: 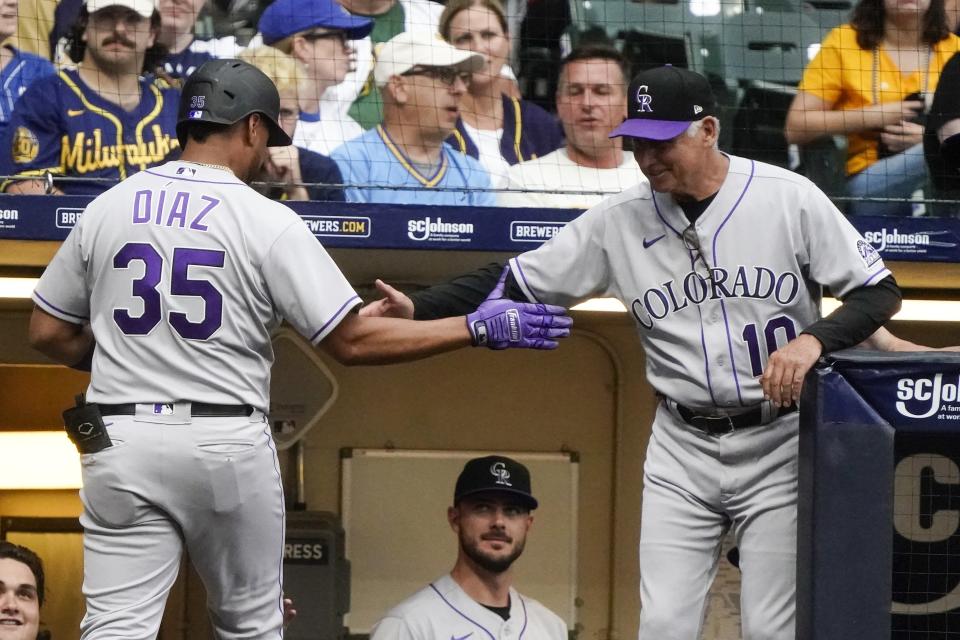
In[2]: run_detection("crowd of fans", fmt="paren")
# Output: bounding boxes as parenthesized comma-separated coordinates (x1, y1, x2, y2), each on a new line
(0, 0, 960, 214)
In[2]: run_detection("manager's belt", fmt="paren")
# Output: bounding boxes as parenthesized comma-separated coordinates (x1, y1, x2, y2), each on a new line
(675, 402, 797, 435)
(98, 403, 254, 417)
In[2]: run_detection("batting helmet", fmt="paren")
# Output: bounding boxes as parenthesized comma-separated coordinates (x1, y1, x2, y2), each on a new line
(176, 58, 293, 148)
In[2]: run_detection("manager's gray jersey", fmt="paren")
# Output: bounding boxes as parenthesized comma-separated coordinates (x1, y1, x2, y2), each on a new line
(509, 154, 891, 410)
(34, 161, 360, 410)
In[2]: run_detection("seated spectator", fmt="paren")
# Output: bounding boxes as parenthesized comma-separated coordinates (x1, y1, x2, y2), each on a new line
(785, 0, 960, 215)
(0, 0, 54, 141)
(330, 30, 493, 205)
(924, 51, 960, 214)
(258, 0, 372, 155)
(50, 0, 242, 80)
(0, 540, 44, 640)
(338, 0, 444, 130)
(238, 46, 345, 201)
(440, 0, 562, 189)
(155, 0, 242, 80)
(3, 0, 179, 195)
(499, 45, 645, 208)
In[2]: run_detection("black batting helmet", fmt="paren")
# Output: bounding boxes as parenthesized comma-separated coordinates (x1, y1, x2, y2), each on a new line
(176, 58, 292, 148)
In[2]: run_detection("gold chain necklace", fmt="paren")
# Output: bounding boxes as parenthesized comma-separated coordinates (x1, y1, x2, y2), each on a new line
(182, 160, 234, 174)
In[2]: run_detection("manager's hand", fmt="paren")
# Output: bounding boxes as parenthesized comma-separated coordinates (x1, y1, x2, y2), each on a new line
(360, 279, 415, 319)
(760, 333, 823, 407)
(466, 267, 572, 350)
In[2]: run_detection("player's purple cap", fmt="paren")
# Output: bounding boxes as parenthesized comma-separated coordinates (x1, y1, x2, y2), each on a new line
(609, 65, 717, 141)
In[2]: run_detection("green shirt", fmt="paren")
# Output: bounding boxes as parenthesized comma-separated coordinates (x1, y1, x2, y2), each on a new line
(348, 1, 405, 129)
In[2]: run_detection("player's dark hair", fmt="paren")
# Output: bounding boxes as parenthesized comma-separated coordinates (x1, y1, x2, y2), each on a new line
(558, 44, 629, 87)
(182, 119, 233, 144)
(66, 7, 169, 74)
(850, 0, 950, 49)
(0, 541, 45, 606)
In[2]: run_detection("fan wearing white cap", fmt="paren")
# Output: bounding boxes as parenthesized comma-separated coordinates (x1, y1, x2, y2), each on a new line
(329, 30, 496, 205)
(3, 0, 180, 196)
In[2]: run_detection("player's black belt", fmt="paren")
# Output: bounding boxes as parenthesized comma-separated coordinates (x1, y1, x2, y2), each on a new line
(98, 403, 255, 417)
(675, 402, 798, 435)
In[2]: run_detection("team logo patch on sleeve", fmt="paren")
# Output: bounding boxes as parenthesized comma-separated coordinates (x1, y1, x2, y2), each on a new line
(857, 239, 881, 267)
(11, 126, 38, 163)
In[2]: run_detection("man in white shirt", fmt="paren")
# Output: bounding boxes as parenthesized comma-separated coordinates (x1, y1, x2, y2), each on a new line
(370, 456, 567, 640)
(499, 45, 647, 209)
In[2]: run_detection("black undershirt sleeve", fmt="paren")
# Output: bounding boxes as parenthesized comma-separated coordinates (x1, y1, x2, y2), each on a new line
(410, 261, 525, 320)
(801, 275, 902, 353)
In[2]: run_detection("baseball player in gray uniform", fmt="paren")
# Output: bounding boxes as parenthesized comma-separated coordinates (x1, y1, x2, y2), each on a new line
(370, 455, 567, 640)
(26, 59, 571, 640)
(362, 65, 903, 639)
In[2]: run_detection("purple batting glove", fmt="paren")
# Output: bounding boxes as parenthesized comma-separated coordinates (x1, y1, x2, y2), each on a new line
(466, 267, 573, 350)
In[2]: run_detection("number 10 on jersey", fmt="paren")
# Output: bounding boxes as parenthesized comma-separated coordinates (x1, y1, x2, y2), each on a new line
(742, 315, 797, 377)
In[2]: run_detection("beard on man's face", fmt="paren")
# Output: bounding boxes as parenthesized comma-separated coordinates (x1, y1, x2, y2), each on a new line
(460, 529, 526, 574)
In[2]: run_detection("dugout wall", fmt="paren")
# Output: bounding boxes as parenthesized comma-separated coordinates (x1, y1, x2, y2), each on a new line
(799, 351, 960, 639)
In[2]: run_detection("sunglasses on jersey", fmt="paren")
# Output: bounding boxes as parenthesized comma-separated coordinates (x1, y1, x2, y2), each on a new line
(401, 66, 472, 87)
(681, 224, 715, 286)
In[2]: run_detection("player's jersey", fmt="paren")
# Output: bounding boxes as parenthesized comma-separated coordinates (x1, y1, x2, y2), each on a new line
(331, 125, 495, 206)
(509, 154, 891, 410)
(5, 68, 180, 195)
(369, 574, 568, 640)
(33, 160, 360, 410)
(0, 46, 55, 139)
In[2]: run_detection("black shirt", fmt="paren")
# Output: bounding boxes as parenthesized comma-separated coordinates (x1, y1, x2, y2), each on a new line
(924, 52, 960, 200)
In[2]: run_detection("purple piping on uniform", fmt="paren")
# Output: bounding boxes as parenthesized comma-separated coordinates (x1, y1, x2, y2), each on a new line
(428, 583, 497, 640)
(511, 258, 541, 304)
(653, 184, 719, 403)
(518, 597, 529, 638)
(863, 268, 891, 286)
(651, 192, 683, 238)
(143, 169, 244, 185)
(33, 291, 89, 321)
(263, 423, 286, 639)
(712, 159, 756, 407)
(310, 295, 361, 343)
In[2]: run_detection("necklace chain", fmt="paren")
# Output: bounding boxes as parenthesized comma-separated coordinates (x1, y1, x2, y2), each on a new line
(183, 160, 233, 174)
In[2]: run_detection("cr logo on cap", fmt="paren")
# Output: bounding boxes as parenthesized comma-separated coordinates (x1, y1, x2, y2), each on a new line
(635, 84, 653, 113)
(490, 461, 512, 486)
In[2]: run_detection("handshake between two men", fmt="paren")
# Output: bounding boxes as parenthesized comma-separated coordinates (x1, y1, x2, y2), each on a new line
(362, 267, 572, 351)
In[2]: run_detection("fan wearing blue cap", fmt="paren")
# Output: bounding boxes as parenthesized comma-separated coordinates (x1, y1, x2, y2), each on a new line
(259, 0, 372, 155)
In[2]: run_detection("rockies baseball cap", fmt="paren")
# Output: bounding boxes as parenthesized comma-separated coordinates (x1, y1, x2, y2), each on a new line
(85, 0, 156, 18)
(258, 0, 373, 46)
(454, 455, 538, 510)
(374, 30, 485, 87)
(609, 65, 717, 141)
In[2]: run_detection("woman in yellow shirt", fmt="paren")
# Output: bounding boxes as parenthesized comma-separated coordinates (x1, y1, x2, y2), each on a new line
(785, 0, 960, 215)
